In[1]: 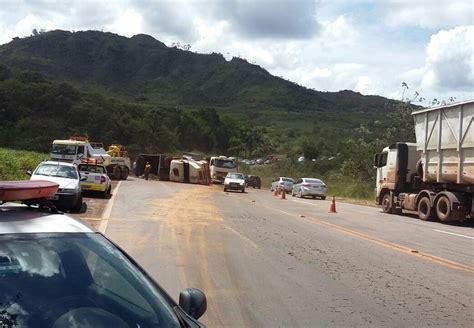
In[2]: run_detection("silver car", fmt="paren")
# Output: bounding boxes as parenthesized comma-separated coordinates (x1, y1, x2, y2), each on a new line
(271, 177, 294, 193)
(292, 178, 327, 199)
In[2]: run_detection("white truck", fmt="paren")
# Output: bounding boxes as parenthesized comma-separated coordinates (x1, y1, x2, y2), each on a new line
(374, 100, 473, 222)
(209, 156, 237, 183)
(50, 137, 131, 180)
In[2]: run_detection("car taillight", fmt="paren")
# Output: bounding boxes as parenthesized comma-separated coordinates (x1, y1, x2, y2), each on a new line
(100, 176, 106, 184)
(303, 184, 311, 188)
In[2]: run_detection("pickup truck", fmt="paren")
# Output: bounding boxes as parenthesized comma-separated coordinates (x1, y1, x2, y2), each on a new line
(78, 163, 112, 198)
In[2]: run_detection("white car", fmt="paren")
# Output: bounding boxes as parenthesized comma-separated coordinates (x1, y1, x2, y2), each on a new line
(29, 161, 84, 212)
(0, 193, 207, 327)
(223, 172, 246, 193)
(271, 177, 294, 193)
(292, 178, 327, 199)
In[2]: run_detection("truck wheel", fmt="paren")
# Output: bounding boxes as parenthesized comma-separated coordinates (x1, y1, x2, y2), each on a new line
(417, 197, 435, 221)
(121, 167, 129, 180)
(381, 194, 393, 214)
(112, 166, 121, 180)
(436, 196, 452, 222)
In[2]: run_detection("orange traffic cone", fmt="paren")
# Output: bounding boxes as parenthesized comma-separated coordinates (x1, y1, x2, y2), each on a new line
(281, 188, 286, 200)
(328, 195, 337, 213)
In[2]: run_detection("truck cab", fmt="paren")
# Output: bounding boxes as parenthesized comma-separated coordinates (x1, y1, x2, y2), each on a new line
(374, 142, 419, 205)
(209, 156, 237, 183)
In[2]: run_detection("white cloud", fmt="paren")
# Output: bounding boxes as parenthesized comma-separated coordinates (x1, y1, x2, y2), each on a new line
(421, 26, 474, 91)
(381, 1, 473, 29)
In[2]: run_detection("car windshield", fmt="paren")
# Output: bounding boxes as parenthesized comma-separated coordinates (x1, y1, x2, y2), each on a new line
(305, 179, 323, 184)
(227, 173, 244, 179)
(35, 164, 78, 179)
(51, 144, 77, 155)
(0, 233, 180, 328)
(78, 164, 106, 174)
(214, 159, 236, 169)
(282, 178, 294, 182)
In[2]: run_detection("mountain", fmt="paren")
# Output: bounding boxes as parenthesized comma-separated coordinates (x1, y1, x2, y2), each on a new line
(0, 30, 397, 113)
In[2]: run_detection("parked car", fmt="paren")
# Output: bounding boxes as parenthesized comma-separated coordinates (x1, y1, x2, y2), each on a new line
(78, 162, 112, 198)
(245, 175, 261, 189)
(224, 172, 246, 193)
(29, 161, 84, 212)
(271, 177, 294, 193)
(0, 197, 207, 327)
(255, 158, 264, 165)
(292, 178, 327, 199)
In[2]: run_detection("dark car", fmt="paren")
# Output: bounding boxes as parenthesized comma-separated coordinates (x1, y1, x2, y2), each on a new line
(245, 175, 261, 189)
(0, 198, 207, 327)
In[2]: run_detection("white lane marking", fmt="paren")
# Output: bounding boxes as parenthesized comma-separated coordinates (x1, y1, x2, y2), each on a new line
(224, 225, 259, 249)
(290, 198, 324, 207)
(99, 181, 122, 234)
(433, 229, 474, 240)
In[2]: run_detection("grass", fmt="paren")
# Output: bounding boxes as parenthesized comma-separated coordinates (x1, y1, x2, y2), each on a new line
(0, 148, 48, 180)
(239, 161, 375, 205)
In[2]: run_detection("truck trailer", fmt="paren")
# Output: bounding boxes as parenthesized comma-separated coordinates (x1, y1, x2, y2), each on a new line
(374, 100, 473, 222)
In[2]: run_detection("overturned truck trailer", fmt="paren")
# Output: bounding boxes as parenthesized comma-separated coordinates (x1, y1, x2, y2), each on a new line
(135, 154, 171, 180)
(169, 159, 211, 185)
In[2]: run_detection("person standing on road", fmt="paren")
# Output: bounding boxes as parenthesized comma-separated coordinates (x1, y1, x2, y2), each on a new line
(144, 162, 151, 180)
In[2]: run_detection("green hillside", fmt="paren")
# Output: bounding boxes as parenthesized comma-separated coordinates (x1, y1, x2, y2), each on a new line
(0, 30, 397, 113)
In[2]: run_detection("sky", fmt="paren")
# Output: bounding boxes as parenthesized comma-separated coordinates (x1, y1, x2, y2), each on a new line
(0, 0, 473, 105)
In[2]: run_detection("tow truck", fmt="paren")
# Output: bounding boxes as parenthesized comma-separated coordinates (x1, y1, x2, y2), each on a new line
(50, 136, 131, 180)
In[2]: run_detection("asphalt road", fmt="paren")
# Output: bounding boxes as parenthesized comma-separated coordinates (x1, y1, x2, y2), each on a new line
(79, 178, 474, 327)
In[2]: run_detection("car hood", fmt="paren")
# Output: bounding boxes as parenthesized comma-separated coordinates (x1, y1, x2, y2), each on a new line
(31, 176, 79, 189)
(225, 178, 244, 184)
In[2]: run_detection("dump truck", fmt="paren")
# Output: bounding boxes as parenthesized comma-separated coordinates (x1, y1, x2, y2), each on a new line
(50, 137, 131, 180)
(374, 100, 473, 222)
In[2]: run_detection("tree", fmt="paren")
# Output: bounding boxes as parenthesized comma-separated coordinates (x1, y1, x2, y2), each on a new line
(401, 82, 408, 101)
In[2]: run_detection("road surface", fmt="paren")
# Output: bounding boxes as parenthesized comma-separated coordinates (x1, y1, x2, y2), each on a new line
(78, 178, 474, 327)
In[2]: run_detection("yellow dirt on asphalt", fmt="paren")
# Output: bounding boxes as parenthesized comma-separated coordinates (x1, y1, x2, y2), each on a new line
(148, 186, 249, 327)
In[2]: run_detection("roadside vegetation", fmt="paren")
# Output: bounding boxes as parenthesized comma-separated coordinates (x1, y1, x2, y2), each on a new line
(0, 148, 47, 180)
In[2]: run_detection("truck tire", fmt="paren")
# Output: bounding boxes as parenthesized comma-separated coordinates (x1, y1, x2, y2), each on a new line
(381, 193, 393, 214)
(121, 167, 129, 180)
(436, 196, 452, 222)
(417, 197, 435, 221)
(112, 166, 121, 180)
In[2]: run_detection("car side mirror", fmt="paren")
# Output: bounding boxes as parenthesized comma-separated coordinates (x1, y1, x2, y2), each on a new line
(26, 170, 32, 176)
(179, 288, 207, 320)
(80, 176, 87, 181)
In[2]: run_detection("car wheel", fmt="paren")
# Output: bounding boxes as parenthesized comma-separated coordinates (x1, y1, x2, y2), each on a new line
(71, 194, 83, 213)
(224, 187, 227, 192)
(241, 188, 245, 193)
(103, 186, 111, 199)
(321, 196, 326, 200)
